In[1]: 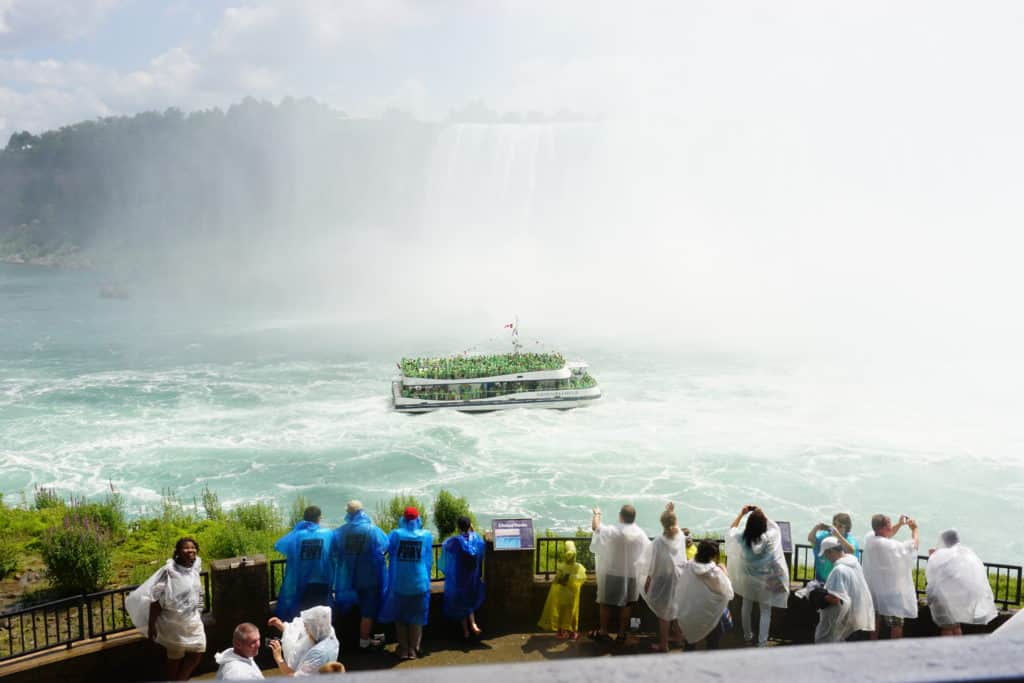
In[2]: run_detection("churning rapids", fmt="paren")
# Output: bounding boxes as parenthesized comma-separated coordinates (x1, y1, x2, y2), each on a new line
(2, 262, 1023, 563)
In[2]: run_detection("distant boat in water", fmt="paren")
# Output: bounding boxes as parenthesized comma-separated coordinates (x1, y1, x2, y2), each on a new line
(394, 319, 601, 413)
(392, 352, 601, 413)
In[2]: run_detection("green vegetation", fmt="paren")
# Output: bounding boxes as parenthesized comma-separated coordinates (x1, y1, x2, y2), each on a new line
(0, 100, 438, 269)
(375, 493, 430, 535)
(401, 352, 565, 380)
(41, 513, 113, 595)
(433, 490, 476, 539)
(289, 495, 311, 527)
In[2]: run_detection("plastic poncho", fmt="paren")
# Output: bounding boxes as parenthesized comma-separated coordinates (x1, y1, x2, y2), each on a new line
(591, 522, 650, 606)
(441, 531, 486, 620)
(637, 533, 686, 620)
(286, 606, 340, 676)
(813, 530, 860, 581)
(274, 521, 334, 620)
(814, 554, 875, 643)
(538, 541, 588, 632)
(925, 535, 997, 627)
(726, 520, 790, 608)
(675, 560, 734, 644)
(378, 516, 434, 625)
(126, 558, 206, 651)
(861, 531, 919, 619)
(215, 648, 265, 680)
(330, 510, 388, 616)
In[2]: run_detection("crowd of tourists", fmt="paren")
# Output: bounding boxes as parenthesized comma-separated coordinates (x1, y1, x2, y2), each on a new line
(580, 503, 1000, 653)
(124, 501, 484, 679)
(122, 500, 1006, 679)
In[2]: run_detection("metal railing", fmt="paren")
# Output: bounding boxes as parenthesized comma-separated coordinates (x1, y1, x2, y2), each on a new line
(0, 571, 210, 663)
(269, 544, 447, 602)
(536, 538, 1022, 611)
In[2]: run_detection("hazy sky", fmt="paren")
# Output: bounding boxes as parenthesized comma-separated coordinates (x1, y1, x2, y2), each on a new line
(4, 1, 1024, 351)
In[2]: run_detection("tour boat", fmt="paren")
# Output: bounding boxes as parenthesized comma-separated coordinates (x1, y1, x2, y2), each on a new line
(392, 351, 601, 413)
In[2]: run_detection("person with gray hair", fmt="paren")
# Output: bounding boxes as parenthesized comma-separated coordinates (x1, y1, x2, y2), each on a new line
(214, 623, 264, 680)
(926, 529, 998, 635)
(862, 513, 919, 639)
(330, 500, 388, 650)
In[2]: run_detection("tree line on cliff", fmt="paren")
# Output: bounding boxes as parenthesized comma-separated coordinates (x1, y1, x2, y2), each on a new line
(0, 98, 440, 265)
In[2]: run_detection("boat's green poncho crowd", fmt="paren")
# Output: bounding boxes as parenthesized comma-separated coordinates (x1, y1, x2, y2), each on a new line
(400, 352, 566, 380)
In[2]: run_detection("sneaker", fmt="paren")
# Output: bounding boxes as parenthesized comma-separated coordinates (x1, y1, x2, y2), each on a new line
(359, 637, 384, 650)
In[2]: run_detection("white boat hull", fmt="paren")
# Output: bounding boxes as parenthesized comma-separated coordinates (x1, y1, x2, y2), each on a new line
(392, 381, 601, 413)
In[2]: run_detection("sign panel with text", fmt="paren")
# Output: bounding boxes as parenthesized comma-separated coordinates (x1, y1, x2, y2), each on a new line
(492, 518, 535, 551)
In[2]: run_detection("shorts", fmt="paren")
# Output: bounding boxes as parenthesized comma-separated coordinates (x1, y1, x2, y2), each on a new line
(600, 575, 638, 607)
(878, 614, 904, 628)
(357, 586, 381, 620)
(162, 643, 205, 660)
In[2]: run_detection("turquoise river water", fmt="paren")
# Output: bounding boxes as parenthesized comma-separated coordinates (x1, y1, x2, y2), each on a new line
(1, 263, 1022, 562)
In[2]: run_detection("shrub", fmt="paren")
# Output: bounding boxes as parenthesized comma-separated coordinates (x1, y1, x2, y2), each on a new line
(75, 487, 127, 540)
(201, 486, 223, 521)
(33, 485, 64, 510)
(288, 495, 310, 527)
(375, 493, 429, 534)
(433, 489, 476, 539)
(202, 521, 279, 560)
(232, 501, 281, 532)
(0, 537, 18, 579)
(41, 514, 112, 595)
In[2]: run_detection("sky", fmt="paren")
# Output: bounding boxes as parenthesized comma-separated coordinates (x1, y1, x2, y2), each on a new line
(4, 1, 1024, 353)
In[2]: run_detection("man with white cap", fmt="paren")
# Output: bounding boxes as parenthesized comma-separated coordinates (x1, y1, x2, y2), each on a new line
(815, 536, 875, 643)
(862, 513, 920, 639)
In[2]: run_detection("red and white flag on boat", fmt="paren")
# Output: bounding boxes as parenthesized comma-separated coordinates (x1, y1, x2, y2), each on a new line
(504, 323, 514, 329)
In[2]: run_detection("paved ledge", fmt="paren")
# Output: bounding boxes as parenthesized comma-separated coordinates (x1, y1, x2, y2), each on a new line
(341, 634, 1024, 683)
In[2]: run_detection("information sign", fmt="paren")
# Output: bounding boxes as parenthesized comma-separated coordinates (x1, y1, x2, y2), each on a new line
(775, 520, 793, 553)
(492, 518, 535, 551)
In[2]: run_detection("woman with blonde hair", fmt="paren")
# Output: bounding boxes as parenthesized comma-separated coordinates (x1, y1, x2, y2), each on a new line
(637, 503, 687, 652)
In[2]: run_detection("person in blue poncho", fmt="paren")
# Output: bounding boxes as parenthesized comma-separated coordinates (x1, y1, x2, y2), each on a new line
(274, 505, 334, 620)
(330, 500, 389, 650)
(378, 506, 433, 660)
(441, 516, 485, 638)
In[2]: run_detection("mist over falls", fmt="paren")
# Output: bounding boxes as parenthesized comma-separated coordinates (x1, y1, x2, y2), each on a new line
(3, 98, 1024, 353)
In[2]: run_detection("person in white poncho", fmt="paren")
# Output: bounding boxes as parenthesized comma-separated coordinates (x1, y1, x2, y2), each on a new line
(125, 537, 206, 681)
(814, 536, 875, 643)
(862, 513, 919, 639)
(675, 539, 734, 650)
(215, 623, 265, 680)
(726, 505, 789, 647)
(267, 606, 341, 676)
(926, 529, 998, 635)
(588, 504, 650, 644)
(637, 503, 686, 652)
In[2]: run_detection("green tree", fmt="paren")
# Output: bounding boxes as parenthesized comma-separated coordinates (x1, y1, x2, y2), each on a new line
(432, 489, 476, 539)
(41, 514, 112, 595)
(375, 493, 429, 534)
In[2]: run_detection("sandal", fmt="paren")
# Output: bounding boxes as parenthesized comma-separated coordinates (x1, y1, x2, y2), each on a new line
(555, 631, 569, 640)
(586, 629, 612, 643)
(569, 632, 580, 641)
(650, 644, 668, 653)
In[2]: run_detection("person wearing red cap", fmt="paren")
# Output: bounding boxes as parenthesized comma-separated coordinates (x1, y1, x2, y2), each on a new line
(378, 506, 434, 660)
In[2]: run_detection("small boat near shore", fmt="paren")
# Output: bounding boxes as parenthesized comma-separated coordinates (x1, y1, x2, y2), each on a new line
(392, 351, 601, 413)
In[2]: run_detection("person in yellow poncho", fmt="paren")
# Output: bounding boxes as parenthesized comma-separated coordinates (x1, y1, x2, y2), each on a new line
(538, 541, 589, 640)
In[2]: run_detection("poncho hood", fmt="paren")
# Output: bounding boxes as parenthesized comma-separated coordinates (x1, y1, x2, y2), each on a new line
(345, 509, 372, 525)
(214, 647, 252, 665)
(398, 516, 423, 532)
(300, 606, 334, 642)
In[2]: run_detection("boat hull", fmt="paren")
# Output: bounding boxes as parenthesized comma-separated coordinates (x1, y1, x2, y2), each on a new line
(392, 381, 601, 413)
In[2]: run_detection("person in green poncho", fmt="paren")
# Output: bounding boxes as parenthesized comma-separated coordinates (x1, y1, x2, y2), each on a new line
(538, 541, 588, 640)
